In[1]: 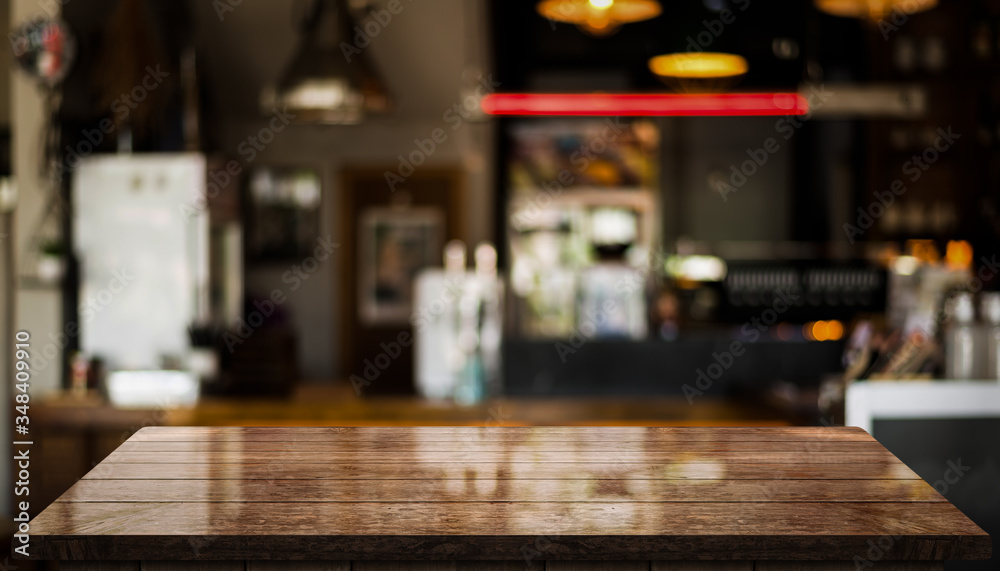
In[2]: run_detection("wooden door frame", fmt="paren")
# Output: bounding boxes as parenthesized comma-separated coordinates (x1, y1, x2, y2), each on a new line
(336, 167, 466, 383)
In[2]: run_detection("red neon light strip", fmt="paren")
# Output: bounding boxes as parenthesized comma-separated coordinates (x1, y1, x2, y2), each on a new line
(480, 93, 809, 117)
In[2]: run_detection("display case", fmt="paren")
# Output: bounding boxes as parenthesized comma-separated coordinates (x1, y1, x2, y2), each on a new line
(503, 118, 661, 340)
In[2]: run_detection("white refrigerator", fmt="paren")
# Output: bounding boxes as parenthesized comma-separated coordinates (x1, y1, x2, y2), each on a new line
(72, 154, 209, 373)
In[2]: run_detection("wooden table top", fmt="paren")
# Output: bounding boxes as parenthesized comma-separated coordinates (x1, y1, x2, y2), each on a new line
(28, 426, 991, 561)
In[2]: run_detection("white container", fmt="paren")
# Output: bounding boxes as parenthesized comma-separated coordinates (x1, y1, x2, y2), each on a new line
(106, 370, 200, 408)
(944, 292, 976, 380)
(983, 293, 1000, 381)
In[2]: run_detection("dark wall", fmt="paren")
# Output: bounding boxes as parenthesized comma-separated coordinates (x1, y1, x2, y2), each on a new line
(504, 338, 844, 397)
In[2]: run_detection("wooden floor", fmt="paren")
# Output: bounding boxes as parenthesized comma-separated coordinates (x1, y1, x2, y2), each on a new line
(28, 426, 991, 564)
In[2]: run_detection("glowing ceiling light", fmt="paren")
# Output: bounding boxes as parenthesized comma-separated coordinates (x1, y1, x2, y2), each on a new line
(649, 52, 749, 79)
(536, 0, 661, 36)
(814, 0, 937, 21)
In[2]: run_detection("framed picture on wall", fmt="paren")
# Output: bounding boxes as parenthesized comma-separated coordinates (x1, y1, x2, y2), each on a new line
(245, 167, 322, 262)
(358, 207, 444, 325)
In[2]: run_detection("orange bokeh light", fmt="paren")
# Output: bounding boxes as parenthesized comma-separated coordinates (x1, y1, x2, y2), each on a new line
(811, 321, 829, 342)
(945, 240, 973, 270)
(826, 320, 844, 341)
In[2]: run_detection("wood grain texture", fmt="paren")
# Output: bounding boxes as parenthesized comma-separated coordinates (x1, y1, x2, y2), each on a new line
(55, 562, 944, 571)
(113, 440, 886, 453)
(754, 564, 943, 571)
(246, 561, 350, 571)
(352, 563, 452, 571)
(352, 563, 533, 571)
(651, 563, 752, 571)
(25, 427, 992, 562)
(29, 500, 988, 536)
(81, 461, 924, 481)
(60, 562, 141, 571)
(102, 450, 899, 464)
(545, 562, 649, 571)
(142, 563, 244, 571)
(125, 427, 875, 442)
(59, 478, 945, 503)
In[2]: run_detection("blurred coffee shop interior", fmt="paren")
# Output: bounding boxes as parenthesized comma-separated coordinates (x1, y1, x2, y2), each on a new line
(1, 0, 1000, 544)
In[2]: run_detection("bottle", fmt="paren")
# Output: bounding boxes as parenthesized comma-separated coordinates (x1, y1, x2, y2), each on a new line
(983, 293, 1000, 380)
(414, 240, 467, 400)
(944, 292, 976, 379)
(70, 352, 89, 397)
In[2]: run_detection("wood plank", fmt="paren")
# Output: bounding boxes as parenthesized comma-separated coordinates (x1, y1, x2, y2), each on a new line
(80, 461, 924, 481)
(545, 562, 649, 571)
(246, 562, 350, 571)
(28, 501, 988, 545)
(27, 508, 991, 561)
(349, 563, 531, 571)
(353, 564, 453, 571)
(454, 564, 530, 571)
(126, 426, 875, 442)
(142, 563, 243, 571)
(112, 441, 887, 453)
(61, 563, 141, 571)
(754, 564, 943, 571)
(652, 564, 752, 571)
(102, 450, 897, 464)
(25, 427, 990, 564)
(57, 478, 945, 503)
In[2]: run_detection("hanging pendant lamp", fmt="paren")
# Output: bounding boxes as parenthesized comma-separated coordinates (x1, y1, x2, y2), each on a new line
(814, 0, 937, 21)
(536, 0, 662, 36)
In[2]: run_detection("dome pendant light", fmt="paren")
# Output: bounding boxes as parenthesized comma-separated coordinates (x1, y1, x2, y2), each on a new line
(648, 52, 749, 93)
(536, 0, 662, 37)
(262, 0, 391, 125)
(814, 0, 937, 21)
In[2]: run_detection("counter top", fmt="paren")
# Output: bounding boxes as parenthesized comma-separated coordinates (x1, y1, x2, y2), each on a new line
(27, 426, 991, 563)
(32, 383, 798, 427)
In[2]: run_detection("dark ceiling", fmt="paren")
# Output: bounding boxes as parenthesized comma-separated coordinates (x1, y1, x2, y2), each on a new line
(490, 0, 867, 92)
